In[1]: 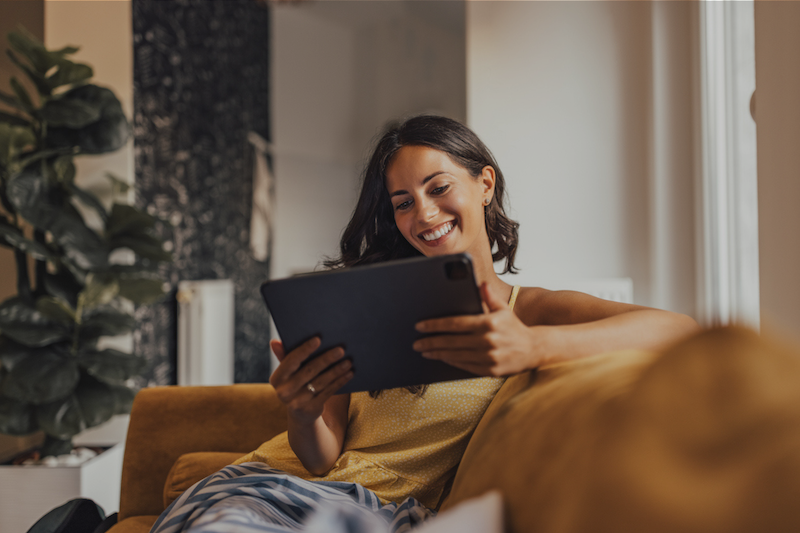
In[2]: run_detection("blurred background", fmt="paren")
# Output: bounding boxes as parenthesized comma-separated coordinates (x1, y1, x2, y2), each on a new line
(0, 0, 798, 388)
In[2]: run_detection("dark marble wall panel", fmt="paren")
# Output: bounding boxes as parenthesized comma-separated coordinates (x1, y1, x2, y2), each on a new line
(132, 0, 271, 386)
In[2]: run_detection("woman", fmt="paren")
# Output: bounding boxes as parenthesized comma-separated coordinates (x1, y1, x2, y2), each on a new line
(152, 115, 699, 533)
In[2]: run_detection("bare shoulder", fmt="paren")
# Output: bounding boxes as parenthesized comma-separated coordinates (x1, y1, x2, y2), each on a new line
(512, 286, 649, 326)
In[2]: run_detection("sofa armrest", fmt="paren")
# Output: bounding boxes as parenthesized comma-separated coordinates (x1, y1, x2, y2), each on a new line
(118, 384, 287, 521)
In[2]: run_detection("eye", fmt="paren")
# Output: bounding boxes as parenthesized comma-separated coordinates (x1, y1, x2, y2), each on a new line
(431, 185, 449, 195)
(394, 199, 412, 211)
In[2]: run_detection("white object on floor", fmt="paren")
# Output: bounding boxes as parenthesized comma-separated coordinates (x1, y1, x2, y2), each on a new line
(0, 442, 124, 533)
(415, 491, 504, 533)
(177, 279, 235, 386)
(73, 414, 130, 447)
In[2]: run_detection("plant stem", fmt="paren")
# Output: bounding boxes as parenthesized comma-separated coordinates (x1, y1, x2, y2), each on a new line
(33, 229, 47, 297)
(14, 248, 32, 303)
(71, 292, 84, 355)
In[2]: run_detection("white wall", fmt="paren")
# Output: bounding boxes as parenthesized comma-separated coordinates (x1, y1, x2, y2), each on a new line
(270, 1, 466, 279)
(755, 2, 800, 342)
(270, 4, 360, 279)
(467, 1, 697, 314)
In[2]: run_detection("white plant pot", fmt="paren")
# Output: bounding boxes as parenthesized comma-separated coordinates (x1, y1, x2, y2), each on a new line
(0, 415, 129, 533)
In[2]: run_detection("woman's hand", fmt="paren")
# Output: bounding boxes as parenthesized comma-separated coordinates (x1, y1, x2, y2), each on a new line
(269, 337, 354, 425)
(413, 283, 541, 376)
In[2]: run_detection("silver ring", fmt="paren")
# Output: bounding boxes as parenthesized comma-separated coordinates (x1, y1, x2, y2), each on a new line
(306, 383, 317, 394)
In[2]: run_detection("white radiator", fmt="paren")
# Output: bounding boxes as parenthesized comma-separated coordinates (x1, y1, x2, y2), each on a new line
(177, 279, 235, 386)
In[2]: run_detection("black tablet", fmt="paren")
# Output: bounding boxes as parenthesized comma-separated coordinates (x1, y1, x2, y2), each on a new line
(260, 253, 483, 394)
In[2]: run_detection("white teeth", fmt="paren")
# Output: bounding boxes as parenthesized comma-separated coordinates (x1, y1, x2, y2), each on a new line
(423, 222, 453, 241)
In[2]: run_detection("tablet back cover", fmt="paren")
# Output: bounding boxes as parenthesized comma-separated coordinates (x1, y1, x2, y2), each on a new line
(261, 254, 483, 393)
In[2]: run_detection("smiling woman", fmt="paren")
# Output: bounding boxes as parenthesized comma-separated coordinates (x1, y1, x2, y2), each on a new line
(149, 115, 700, 533)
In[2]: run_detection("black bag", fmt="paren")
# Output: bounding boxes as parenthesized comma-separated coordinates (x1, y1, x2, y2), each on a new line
(26, 498, 117, 533)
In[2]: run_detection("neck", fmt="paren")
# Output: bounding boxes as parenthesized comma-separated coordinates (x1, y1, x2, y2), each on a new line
(468, 239, 512, 299)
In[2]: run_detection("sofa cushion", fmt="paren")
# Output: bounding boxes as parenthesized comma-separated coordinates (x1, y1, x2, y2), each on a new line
(163, 452, 243, 509)
(443, 347, 657, 530)
(444, 327, 800, 533)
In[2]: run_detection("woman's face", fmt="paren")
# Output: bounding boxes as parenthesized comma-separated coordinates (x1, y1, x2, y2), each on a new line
(385, 145, 495, 258)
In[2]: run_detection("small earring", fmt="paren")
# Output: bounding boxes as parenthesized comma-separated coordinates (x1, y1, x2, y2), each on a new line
(484, 198, 491, 205)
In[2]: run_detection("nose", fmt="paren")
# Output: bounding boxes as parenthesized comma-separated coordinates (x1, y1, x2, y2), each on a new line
(415, 197, 438, 222)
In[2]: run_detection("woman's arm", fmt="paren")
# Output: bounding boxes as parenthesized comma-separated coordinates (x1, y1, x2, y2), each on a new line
(269, 338, 352, 475)
(414, 283, 700, 376)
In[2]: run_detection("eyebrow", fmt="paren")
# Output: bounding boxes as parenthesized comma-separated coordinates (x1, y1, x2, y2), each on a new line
(389, 171, 446, 198)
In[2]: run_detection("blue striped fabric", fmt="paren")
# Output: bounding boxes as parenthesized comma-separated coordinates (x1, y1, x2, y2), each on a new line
(149, 462, 435, 533)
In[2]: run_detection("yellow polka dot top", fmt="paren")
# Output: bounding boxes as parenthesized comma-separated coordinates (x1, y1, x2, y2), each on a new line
(234, 285, 521, 509)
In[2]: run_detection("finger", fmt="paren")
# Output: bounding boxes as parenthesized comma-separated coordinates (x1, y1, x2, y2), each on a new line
(271, 339, 286, 362)
(421, 349, 493, 365)
(305, 356, 352, 395)
(272, 336, 321, 383)
(318, 368, 355, 398)
(416, 314, 487, 334)
(308, 359, 353, 399)
(481, 282, 509, 313)
(287, 346, 345, 396)
(304, 367, 355, 411)
(413, 334, 489, 352)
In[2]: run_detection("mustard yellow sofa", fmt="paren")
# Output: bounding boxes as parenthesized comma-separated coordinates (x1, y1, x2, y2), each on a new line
(108, 327, 800, 533)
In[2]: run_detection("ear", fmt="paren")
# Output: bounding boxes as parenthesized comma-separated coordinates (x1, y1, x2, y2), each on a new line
(480, 165, 496, 204)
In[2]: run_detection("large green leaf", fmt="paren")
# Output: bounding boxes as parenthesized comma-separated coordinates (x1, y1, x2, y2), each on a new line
(47, 59, 93, 90)
(36, 394, 84, 439)
(117, 277, 165, 305)
(36, 295, 76, 325)
(69, 183, 108, 223)
(41, 435, 72, 457)
(41, 97, 101, 128)
(9, 77, 35, 113)
(0, 395, 38, 435)
(0, 297, 71, 347)
(80, 273, 119, 309)
(110, 383, 136, 415)
(35, 373, 128, 439)
(106, 204, 157, 237)
(8, 28, 61, 74)
(0, 88, 25, 112)
(6, 49, 51, 96)
(0, 335, 30, 372)
(7, 28, 80, 74)
(46, 85, 130, 155)
(0, 123, 36, 166)
(44, 268, 82, 308)
(74, 374, 115, 428)
(15, 148, 73, 174)
(0, 223, 54, 260)
(50, 210, 109, 272)
(1, 343, 79, 404)
(0, 110, 30, 127)
(79, 308, 136, 341)
(77, 347, 144, 383)
(6, 172, 108, 270)
(5, 168, 62, 229)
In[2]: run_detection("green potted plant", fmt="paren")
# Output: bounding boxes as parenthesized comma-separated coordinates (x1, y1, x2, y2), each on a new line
(0, 28, 171, 458)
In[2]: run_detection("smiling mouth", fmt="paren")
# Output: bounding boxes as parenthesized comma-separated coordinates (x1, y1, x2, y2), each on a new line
(420, 221, 455, 242)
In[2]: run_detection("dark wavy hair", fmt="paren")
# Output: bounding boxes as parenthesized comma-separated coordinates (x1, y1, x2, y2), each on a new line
(324, 115, 520, 274)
